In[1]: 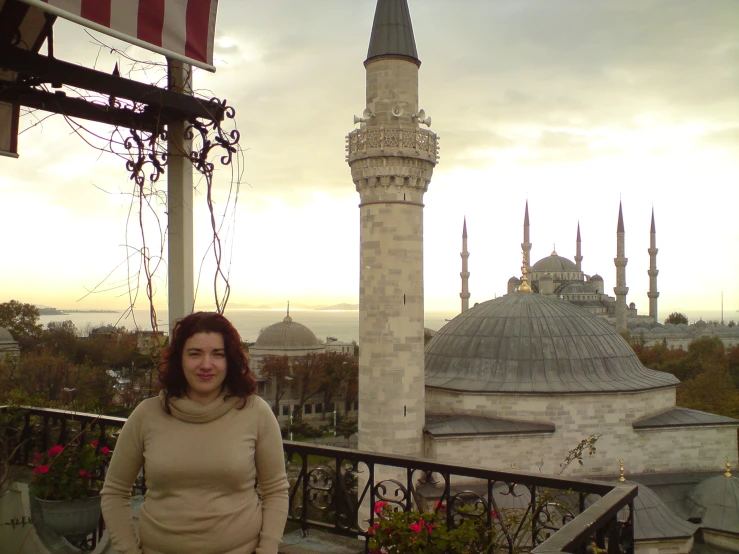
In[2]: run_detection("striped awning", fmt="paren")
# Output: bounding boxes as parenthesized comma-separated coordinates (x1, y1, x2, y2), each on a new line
(18, 0, 218, 71)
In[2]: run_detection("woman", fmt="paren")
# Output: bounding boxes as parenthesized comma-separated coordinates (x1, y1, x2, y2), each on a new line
(102, 312, 289, 554)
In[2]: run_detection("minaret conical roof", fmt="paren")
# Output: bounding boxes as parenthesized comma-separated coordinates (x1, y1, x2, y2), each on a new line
(617, 201, 625, 232)
(462, 217, 467, 238)
(366, 0, 420, 65)
(651, 208, 656, 233)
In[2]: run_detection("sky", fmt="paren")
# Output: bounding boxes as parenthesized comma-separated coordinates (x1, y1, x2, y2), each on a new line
(1, 0, 737, 319)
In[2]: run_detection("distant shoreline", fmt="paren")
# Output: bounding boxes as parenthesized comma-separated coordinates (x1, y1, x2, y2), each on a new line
(37, 308, 119, 315)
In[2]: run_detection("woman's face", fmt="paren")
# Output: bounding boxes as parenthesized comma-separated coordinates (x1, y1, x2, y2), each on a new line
(181, 332, 228, 405)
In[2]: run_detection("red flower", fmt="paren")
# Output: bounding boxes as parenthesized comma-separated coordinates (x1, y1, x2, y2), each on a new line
(425, 522, 436, 532)
(368, 522, 380, 535)
(48, 445, 64, 456)
(79, 470, 93, 478)
(34, 465, 50, 475)
(409, 521, 423, 533)
(492, 510, 499, 520)
(434, 501, 447, 511)
(32, 453, 43, 462)
(99, 446, 110, 455)
(374, 501, 387, 514)
(90, 440, 98, 447)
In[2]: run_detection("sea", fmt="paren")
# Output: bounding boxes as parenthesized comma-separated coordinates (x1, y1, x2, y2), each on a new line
(39, 308, 459, 343)
(39, 307, 732, 342)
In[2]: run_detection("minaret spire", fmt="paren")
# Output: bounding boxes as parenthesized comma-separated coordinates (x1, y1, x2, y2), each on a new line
(460, 218, 470, 312)
(522, 201, 532, 276)
(575, 222, 583, 272)
(614, 202, 629, 333)
(366, 0, 420, 66)
(648, 208, 659, 323)
(348, 0, 438, 459)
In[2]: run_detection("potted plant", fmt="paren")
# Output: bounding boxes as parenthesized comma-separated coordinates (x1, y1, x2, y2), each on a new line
(368, 501, 492, 554)
(31, 440, 111, 541)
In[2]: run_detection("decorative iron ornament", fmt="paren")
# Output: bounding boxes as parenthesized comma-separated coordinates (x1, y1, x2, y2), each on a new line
(124, 127, 168, 187)
(185, 97, 240, 176)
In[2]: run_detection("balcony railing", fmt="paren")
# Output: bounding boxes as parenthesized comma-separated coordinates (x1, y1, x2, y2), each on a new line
(2, 406, 636, 553)
(346, 127, 440, 163)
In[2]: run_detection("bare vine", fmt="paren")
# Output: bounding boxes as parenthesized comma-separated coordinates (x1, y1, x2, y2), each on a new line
(17, 32, 244, 336)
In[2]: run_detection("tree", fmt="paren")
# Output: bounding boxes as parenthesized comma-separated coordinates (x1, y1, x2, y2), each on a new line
(292, 353, 325, 420)
(664, 312, 688, 325)
(678, 368, 739, 419)
(315, 351, 358, 420)
(0, 300, 43, 348)
(260, 355, 291, 416)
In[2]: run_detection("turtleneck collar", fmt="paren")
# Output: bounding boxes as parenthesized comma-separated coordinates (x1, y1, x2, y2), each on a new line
(159, 390, 243, 423)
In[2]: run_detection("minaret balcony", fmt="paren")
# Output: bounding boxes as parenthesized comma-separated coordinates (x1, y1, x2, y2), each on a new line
(346, 127, 439, 164)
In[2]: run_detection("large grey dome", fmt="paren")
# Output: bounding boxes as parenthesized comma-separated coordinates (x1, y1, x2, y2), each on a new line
(531, 253, 578, 273)
(254, 315, 321, 350)
(424, 293, 679, 394)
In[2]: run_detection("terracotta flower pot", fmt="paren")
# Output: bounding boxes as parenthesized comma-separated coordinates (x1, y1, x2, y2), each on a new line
(36, 494, 101, 541)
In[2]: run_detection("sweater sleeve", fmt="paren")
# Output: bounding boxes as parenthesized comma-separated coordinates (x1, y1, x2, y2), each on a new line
(101, 402, 147, 554)
(254, 398, 290, 554)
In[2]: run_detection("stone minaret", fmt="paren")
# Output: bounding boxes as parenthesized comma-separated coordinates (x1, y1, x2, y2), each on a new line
(648, 208, 659, 322)
(522, 201, 532, 275)
(614, 202, 629, 333)
(346, 0, 438, 458)
(460, 218, 470, 312)
(575, 222, 583, 272)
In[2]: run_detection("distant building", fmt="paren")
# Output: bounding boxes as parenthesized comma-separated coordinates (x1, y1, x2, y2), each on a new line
(250, 307, 358, 422)
(0, 326, 20, 365)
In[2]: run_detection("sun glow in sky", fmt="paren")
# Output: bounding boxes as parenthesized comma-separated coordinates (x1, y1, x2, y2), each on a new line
(1, 0, 737, 318)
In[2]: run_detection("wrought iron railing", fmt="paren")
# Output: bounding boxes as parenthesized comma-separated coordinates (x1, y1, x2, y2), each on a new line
(2, 406, 636, 554)
(346, 127, 440, 163)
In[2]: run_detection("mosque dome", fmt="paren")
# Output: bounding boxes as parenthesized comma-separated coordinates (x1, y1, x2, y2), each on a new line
(531, 252, 578, 273)
(508, 276, 521, 283)
(254, 314, 321, 350)
(591, 274, 603, 281)
(685, 469, 739, 534)
(424, 293, 679, 394)
(0, 327, 16, 342)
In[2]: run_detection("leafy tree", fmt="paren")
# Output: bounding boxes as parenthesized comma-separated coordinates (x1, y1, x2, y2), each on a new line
(260, 355, 291, 416)
(0, 300, 43, 348)
(728, 320, 736, 328)
(664, 312, 688, 325)
(315, 351, 358, 420)
(291, 353, 327, 420)
(678, 368, 739, 419)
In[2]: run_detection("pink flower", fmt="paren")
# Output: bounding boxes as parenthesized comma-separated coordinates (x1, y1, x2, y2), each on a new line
(409, 521, 423, 533)
(79, 470, 93, 478)
(48, 445, 64, 456)
(434, 501, 447, 511)
(367, 522, 379, 535)
(32, 453, 44, 462)
(425, 522, 436, 533)
(99, 446, 110, 455)
(374, 501, 387, 514)
(90, 440, 98, 447)
(34, 465, 50, 475)
(492, 509, 500, 520)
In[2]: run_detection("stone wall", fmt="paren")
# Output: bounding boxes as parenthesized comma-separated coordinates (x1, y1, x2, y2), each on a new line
(425, 387, 737, 475)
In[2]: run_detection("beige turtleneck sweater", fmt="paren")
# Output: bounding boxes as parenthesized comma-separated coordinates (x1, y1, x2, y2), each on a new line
(101, 392, 289, 554)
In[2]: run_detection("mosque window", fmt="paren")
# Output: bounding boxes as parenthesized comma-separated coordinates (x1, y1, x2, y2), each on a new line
(304, 404, 313, 415)
(282, 405, 290, 416)
(316, 403, 323, 414)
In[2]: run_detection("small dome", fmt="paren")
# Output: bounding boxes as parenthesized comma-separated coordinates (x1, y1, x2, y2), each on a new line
(685, 472, 739, 534)
(0, 327, 16, 342)
(531, 254, 578, 273)
(425, 293, 679, 394)
(587, 481, 697, 541)
(591, 274, 604, 281)
(508, 276, 521, 283)
(255, 318, 321, 350)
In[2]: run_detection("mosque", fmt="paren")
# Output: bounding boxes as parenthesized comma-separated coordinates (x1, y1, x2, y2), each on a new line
(343, 1, 739, 552)
(0, 326, 20, 364)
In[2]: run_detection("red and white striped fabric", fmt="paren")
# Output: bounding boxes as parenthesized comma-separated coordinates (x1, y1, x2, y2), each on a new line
(19, 0, 219, 71)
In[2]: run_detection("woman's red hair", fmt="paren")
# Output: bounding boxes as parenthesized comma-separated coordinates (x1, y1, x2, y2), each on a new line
(159, 312, 255, 410)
